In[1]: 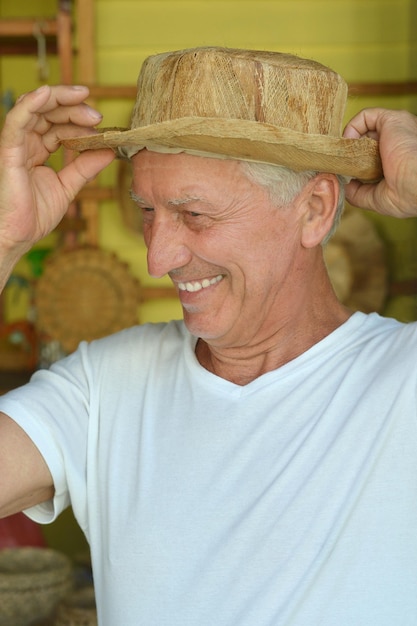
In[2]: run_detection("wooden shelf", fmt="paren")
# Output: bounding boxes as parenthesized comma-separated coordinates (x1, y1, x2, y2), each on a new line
(349, 81, 417, 96)
(83, 81, 417, 101)
(0, 18, 60, 37)
(0, 3, 73, 83)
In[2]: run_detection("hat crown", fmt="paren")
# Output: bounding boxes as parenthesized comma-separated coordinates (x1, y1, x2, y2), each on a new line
(131, 47, 348, 137)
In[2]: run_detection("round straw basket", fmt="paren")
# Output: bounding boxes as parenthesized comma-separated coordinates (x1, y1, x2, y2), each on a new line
(0, 547, 73, 626)
(54, 586, 97, 626)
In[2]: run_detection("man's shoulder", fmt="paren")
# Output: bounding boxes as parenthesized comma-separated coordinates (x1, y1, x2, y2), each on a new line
(357, 312, 417, 342)
(86, 319, 189, 359)
(344, 312, 417, 368)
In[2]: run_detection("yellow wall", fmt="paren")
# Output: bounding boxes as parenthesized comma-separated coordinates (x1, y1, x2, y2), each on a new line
(1, 0, 416, 555)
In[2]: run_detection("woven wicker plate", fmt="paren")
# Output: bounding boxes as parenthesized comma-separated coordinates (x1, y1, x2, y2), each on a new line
(35, 247, 140, 353)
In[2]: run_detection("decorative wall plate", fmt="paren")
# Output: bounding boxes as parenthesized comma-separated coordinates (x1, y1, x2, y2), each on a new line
(35, 247, 140, 353)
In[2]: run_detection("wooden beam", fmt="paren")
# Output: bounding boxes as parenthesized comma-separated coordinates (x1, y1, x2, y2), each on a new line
(82, 81, 417, 100)
(0, 39, 57, 55)
(349, 81, 417, 96)
(0, 18, 58, 37)
(87, 85, 137, 99)
(57, 2, 73, 85)
(76, 0, 96, 85)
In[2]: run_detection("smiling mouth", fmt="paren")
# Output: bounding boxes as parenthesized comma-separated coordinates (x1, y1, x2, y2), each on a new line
(177, 274, 223, 293)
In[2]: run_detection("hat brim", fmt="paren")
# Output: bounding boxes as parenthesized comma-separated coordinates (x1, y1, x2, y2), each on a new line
(61, 117, 382, 182)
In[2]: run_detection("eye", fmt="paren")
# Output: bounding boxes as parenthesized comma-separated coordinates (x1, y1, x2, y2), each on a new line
(183, 210, 205, 225)
(140, 207, 155, 224)
(182, 209, 212, 231)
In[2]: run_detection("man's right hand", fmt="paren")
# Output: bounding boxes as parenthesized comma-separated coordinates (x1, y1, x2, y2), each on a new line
(0, 84, 115, 289)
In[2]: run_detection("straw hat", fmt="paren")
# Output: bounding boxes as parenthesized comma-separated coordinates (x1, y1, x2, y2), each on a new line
(62, 46, 382, 181)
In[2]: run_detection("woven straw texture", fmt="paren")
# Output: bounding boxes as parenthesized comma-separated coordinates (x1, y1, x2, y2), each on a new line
(35, 247, 140, 353)
(54, 586, 97, 626)
(0, 547, 72, 626)
(62, 47, 382, 181)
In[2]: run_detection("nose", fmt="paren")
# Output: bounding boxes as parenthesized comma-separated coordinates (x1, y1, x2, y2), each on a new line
(145, 215, 192, 278)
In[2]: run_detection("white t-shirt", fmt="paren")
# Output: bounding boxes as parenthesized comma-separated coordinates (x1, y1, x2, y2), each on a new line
(1, 312, 417, 626)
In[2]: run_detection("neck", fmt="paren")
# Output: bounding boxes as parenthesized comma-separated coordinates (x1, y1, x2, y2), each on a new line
(196, 274, 351, 386)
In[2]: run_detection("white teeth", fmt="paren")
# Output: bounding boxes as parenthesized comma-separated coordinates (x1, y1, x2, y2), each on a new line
(178, 274, 223, 293)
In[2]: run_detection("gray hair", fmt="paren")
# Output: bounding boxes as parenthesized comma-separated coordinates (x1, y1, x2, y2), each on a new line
(240, 161, 347, 243)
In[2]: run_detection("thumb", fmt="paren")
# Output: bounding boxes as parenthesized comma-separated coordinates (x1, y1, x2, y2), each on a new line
(58, 149, 115, 202)
(344, 179, 378, 211)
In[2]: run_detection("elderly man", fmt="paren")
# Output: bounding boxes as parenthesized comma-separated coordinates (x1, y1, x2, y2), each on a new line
(0, 47, 417, 625)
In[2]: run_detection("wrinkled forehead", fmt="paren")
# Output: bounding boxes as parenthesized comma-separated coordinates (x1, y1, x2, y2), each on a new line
(129, 148, 269, 206)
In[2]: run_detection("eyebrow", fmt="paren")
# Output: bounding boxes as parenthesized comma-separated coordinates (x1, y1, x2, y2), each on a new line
(168, 196, 206, 207)
(129, 190, 148, 206)
(129, 190, 209, 207)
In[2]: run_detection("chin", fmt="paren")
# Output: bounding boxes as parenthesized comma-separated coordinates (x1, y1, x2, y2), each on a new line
(182, 312, 225, 341)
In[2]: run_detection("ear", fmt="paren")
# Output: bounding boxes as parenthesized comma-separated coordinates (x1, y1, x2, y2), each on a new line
(300, 174, 341, 248)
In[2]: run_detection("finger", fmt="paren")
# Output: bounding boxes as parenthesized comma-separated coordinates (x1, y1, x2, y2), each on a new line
(0, 88, 51, 151)
(14, 91, 102, 134)
(17, 84, 91, 112)
(343, 108, 386, 139)
(2, 85, 96, 143)
(57, 149, 116, 203)
(344, 179, 379, 211)
(25, 104, 102, 140)
(41, 123, 104, 154)
(0, 120, 95, 170)
(42, 103, 103, 126)
(14, 84, 53, 108)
